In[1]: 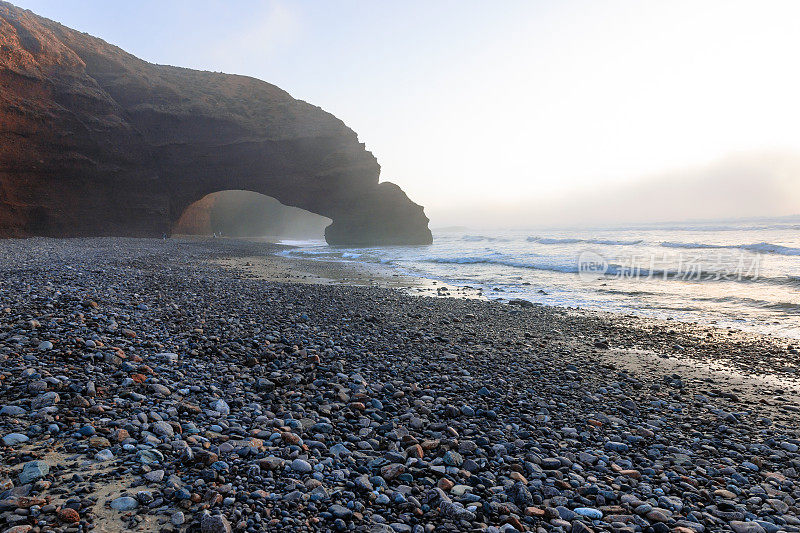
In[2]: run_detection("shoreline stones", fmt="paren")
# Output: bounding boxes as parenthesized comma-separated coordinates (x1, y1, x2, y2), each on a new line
(0, 237, 799, 532)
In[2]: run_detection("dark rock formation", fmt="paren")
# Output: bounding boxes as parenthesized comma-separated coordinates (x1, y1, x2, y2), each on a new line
(0, 2, 432, 245)
(173, 191, 330, 239)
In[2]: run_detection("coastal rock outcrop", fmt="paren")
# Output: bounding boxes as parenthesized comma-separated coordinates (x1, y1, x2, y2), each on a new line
(173, 190, 330, 239)
(0, 2, 432, 244)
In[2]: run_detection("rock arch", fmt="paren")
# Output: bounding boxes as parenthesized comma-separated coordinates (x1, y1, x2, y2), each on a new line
(0, 2, 433, 245)
(173, 190, 331, 239)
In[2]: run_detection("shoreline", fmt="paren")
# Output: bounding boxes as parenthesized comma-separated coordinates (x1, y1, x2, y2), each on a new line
(1, 236, 799, 532)
(212, 241, 486, 299)
(246, 237, 800, 342)
(181, 237, 800, 425)
(218, 238, 799, 367)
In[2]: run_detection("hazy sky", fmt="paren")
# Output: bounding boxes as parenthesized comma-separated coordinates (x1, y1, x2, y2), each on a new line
(13, 0, 800, 225)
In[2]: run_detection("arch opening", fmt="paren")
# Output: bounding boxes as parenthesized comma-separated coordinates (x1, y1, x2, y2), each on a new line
(172, 190, 332, 240)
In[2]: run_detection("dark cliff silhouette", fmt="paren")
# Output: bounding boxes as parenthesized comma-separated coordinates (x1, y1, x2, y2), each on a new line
(0, 2, 432, 245)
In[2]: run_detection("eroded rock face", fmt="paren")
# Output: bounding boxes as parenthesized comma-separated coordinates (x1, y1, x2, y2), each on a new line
(173, 191, 330, 239)
(0, 2, 432, 245)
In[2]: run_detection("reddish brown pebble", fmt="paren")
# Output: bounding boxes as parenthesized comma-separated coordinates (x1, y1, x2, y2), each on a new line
(57, 508, 80, 523)
(510, 471, 528, 483)
(438, 478, 454, 491)
(406, 444, 424, 458)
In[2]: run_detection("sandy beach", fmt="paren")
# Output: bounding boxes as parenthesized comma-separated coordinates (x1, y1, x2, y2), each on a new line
(1, 237, 799, 533)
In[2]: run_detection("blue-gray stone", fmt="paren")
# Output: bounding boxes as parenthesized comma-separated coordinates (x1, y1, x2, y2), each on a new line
(1, 405, 27, 416)
(137, 449, 164, 464)
(211, 399, 230, 415)
(110, 496, 138, 510)
(94, 449, 115, 461)
(210, 461, 230, 472)
(309, 486, 329, 501)
(201, 514, 231, 533)
(574, 507, 603, 519)
(311, 422, 333, 434)
(604, 441, 629, 453)
(328, 504, 352, 519)
(3, 433, 29, 446)
(291, 458, 312, 473)
(443, 451, 463, 467)
(330, 443, 350, 457)
(19, 460, 49, 484)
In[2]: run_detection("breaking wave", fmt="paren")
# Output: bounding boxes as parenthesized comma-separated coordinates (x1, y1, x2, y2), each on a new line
(425, 256, 578, 273)
(527, 236, 642, 246)
(660, 241, 800, 256)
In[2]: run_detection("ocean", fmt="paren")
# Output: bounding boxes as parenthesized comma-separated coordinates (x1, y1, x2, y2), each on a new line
(278, 217, 800, 339)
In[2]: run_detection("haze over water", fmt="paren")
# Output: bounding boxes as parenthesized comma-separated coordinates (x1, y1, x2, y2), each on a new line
(281, 216, 800, 339)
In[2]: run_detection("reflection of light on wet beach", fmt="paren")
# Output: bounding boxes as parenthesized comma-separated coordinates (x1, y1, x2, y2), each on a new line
(607, 347, 800, 421)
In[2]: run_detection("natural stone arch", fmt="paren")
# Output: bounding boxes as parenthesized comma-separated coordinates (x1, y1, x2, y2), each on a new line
(173, 190, 331, 239)
(0, 3, 433, 245)
(158, 132, 432, 245)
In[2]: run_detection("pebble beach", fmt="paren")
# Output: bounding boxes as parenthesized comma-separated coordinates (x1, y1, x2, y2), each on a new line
(1, 237, 799, 533)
